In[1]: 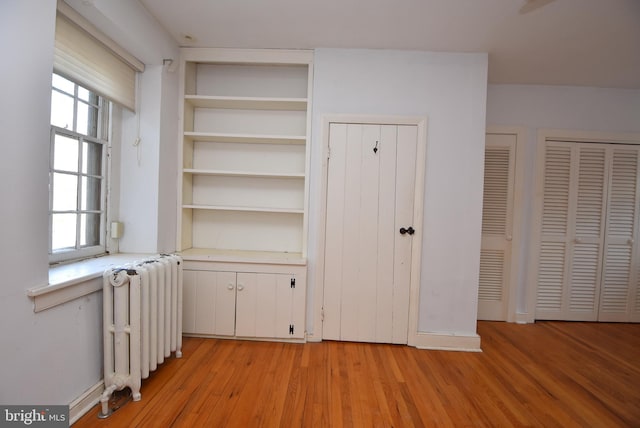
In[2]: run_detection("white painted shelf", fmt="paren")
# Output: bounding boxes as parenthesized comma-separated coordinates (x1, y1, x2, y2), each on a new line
(182, 204, 304, 214)
(183, 168, 305, 179)
(184, 95, 307, 111)
(184, 131, 306, 145)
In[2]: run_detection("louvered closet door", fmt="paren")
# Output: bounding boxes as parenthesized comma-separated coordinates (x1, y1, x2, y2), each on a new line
(599, 147, 640, 322)
(536, 142, 640, 322)
(478, 133, 516, 321)
(537, 142, 609, 321)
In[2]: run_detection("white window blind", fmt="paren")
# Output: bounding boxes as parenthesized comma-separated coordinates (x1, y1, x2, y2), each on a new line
(54, 8, 143, 111)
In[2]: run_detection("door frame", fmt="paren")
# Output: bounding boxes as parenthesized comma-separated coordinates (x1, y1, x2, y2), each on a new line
(312, 115, 428, 346)
(528, 129, 640, 323)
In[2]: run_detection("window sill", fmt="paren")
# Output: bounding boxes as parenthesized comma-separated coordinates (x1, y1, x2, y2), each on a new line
(27, 253, 154, 312)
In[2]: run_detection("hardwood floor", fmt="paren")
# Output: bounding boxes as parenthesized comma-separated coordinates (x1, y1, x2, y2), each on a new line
(74, 321, 640, 427)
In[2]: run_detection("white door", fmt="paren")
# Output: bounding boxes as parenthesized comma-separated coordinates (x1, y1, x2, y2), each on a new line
(477, 133, 516, 321)
(535, 141, 640, 322)
(599, 147, 640, 321)
(323, 123, 417, 344)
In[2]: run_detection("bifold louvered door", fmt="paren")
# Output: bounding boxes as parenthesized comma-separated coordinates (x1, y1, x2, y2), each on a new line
(536, 141, 640, 322)
(478, 134, 516, 321)
(600, 148, 640, 321)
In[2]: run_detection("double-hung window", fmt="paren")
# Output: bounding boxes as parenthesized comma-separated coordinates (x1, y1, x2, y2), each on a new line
(49, 73, 110, 263)
(49, 5, 143, 265)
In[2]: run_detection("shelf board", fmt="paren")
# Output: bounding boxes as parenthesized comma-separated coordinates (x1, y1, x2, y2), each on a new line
(180, 248, 307, 265)
(183, 204, 304, 214)
(185, 95, 307, 111)
(184, 131, 306, 145)
(183, 168, 305, 179)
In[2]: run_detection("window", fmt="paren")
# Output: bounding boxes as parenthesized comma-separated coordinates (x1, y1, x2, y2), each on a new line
(49, 73, 110, 263)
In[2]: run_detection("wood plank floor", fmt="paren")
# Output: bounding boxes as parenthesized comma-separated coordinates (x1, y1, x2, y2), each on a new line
(74, 321, 640, 427)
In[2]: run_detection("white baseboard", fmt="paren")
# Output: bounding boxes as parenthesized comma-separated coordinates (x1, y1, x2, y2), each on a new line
(305, 332, 322, 342)
(411, 332, 482, 352)
(515, 312, 532, 324)
(69, 380, 104, 425)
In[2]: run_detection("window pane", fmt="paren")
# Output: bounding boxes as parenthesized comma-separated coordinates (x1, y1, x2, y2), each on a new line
(53, 134, 79, 172)
(82, 141, 103, 176)
(78, 86, 90, 102)
(52, 213, 77, 250)
(81, 176, 102, 211)
(52, 173, 78, 211)
(80, 213, 101, 247)
(51, 90, 74, 130)
(77, 101, 98, 137)
(52, 74, 74, 95)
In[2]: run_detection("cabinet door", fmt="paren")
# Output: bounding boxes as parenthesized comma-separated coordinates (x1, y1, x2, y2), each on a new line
(235, 272, 304, 339)
(183, 270, 236, 336)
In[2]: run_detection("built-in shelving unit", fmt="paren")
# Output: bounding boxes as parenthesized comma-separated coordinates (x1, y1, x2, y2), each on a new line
(177, 49, 312, 341)
(177, 48, 313, 264)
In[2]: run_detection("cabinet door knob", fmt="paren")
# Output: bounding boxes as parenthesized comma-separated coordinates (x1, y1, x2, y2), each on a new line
(237, 284, 244, 291)
(227, 284, 234, 290)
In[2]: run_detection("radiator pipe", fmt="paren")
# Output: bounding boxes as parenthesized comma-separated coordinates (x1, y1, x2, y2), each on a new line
(98, 384, 118, 419)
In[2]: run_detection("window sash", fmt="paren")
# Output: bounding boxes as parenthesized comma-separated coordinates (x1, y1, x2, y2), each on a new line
(49, 126, 108, 263)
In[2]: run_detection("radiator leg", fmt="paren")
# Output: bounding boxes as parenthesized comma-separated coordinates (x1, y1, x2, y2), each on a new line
(98, 385, 118, 419)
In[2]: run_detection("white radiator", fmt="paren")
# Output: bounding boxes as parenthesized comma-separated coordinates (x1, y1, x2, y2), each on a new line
(99, 254, 183, 418)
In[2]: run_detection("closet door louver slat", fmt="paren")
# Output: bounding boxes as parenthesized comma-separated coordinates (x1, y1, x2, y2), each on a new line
(481, 148, 510, 236)
(479, 250, 504, 301)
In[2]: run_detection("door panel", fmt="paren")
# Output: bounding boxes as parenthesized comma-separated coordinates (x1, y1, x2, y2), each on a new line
(323, 123, 417, 344)
(478, 133, 516, 321)
(599, 148, 639, 321)
(182, 270, 236, 336)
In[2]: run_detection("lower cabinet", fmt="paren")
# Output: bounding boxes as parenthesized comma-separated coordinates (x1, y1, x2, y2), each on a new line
(182, 263, 306, 340)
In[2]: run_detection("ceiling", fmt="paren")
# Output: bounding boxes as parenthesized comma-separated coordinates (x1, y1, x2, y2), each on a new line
(138, 0, 640, 89)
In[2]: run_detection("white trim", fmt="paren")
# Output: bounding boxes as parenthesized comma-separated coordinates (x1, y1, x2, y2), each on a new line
(539, 128, 640, 145)
(526, 129, 640, 323)
(485, 126, 527, 323)
(314, 114, 428, 346)
(181, 47, 313, 65)
(412, 332, 482, 352)
(69, 380, 104, 425)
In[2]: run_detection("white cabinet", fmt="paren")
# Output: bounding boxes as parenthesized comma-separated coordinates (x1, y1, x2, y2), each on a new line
(177, 49, 313, 259)
(182, 262, 306, 340)
(177, 49, 311, 342)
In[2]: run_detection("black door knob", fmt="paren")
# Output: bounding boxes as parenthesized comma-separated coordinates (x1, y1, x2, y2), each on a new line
(400, 227, 415, 235)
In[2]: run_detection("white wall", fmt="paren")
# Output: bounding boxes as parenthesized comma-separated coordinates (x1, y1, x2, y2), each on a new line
(66, 0, 180, 253)
(310, 49, 488, 336)
(486, 84, 640, 316)
(0, 0, 178, 407)
(0, 0, 104, 405)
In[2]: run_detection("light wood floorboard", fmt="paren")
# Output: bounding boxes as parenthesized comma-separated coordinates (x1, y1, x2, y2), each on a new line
(74, 321, 640, 427)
